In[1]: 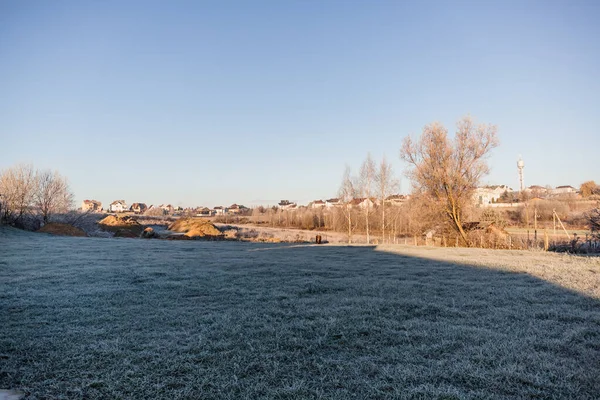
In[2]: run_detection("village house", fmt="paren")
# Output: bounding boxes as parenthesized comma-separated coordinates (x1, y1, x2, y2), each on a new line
(109, 200, 127, 213)
(350, 198, 376, 209)
(310, 200, 326, 209)
(550, 185, 577, 196)
(213, 206, 225, 215)
(474, 185, 513, 206)
(159, 204, 174, 214)
(385, 194, 409, 206)
(196, 207, 214, 217)
(325, 198, 343, 208)
(81, 199, 102, 212)
(228, 204, 242, 214)
(130, 203, 148, 214)
(278, 200, 297, 211)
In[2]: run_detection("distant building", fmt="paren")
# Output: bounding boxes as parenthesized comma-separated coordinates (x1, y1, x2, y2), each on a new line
(213, 206, 225, 215)
(278, 200, 297, 211)
(551, 185, 577, 195)
(82, 199, 102, 212)
(196, 207, 214, 217)
(130, 203, 148, 214)
(228, 204, 242, 214)
(325, 198, 343, 208)
(350, 198, 376, 209)
(474, 185, 513, 206)
(385, 194, 409, 206)
(310, 200, 326, 209)
(109, 200, 127, 213)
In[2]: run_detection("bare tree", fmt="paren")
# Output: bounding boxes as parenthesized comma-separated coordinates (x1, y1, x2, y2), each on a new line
(35, 169, 75, 223)
(376, 156, 398, 243)
(400, 116, 498, 245)
(358, 153, 376, 243)
(580, 181, 599, 198)
(0, 164, 37, 223)
(339, 166, 358, 243)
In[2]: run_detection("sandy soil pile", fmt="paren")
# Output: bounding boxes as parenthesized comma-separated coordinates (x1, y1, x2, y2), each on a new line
(38, 223, 87, 237)
(168, 218, 222, 238)
(98, 215, 144, 236)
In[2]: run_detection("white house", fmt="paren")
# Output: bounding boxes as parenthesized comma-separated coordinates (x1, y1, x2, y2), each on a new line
(310, 200, 326, 209)
(350, 198, 376, 209)
(550, 185, 577, 196)
(278, 200, 297, 211)
(109, 200, 127, 213)
(474, 185, 513, 206)
(325, 198, 343, 208)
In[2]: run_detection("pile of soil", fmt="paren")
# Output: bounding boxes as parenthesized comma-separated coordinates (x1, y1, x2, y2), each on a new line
(168, 218, 223, 238)
(38, 223, 87, 237)
(98, 215, 144, 235)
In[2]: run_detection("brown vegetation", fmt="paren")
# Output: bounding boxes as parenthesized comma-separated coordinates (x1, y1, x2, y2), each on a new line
(38, 223, 87, 237)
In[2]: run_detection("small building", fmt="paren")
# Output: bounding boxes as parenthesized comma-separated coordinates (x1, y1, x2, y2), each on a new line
(130, 203, 148, 214)
(474, 185, 513, 206)
(325, 198, 343, 208)
(109, 200, 127, 213)
(551, 185, 577, 195)
(350, 198, 376, 209)
(385, 194, 409, 206)
(196, 207, 214, 217)
(82, 199, 102, 212)
(310, 200, 326, 209)
(228, 204, 242, 214)
(278, 200, 297, 211)
(213, 206, 225, 215)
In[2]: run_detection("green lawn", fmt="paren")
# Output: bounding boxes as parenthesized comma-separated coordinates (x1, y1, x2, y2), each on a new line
(1, 227, 599, 399)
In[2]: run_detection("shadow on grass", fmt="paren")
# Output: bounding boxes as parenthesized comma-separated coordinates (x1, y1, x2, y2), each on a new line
(1, 229, 599, 399)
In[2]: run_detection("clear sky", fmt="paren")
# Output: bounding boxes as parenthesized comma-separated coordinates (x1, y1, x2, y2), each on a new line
(1, 0, 599, 208)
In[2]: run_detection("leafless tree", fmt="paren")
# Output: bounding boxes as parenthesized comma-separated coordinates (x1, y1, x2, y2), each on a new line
(580, 181, 600, 198)
(400, 116, 498, 245)
(358, 153, 376, 243)
(34, 169, 74, 223)
(587, 207, 600, 239)
(376, 156, 398, 243)
(0, 164, 37, 223)
(339, 166, 358, 243)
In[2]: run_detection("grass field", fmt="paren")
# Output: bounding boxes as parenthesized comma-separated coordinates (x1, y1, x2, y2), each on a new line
(1, 227, 599, 399)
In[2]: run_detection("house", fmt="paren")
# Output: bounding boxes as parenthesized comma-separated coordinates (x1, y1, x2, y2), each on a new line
(551, 185, 577, 195)
(310, 200, 326, 209)
(130, 203, 148, 214)
(278, 200, 297, 211)
(159, 204, 174, 214)
(109, 200, 127, 213)
(228, 204, 242, 214)
(350, 198, 376, 209)
(196, 207, 214, 217)
(525, 185, 548, 198)
(213, 206, 225, 215)
(325, 198, 343, 208)
(385, 194, 409, 206)
(82, 199, 102, 212)
(474, 185, 513, 206)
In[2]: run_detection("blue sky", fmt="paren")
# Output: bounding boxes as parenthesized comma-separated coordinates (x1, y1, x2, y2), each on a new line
(1, 0, 599, 208)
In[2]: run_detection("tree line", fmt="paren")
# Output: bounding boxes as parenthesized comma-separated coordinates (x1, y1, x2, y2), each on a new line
(0, 164, 74, 228)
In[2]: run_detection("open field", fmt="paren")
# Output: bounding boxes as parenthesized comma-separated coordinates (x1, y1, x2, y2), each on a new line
(1, 227, 599, 399)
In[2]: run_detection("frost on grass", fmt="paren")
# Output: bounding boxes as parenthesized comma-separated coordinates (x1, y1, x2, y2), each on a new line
(1, 226, 599, 399)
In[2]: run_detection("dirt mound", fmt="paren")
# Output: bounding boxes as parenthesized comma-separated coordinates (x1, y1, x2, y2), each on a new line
(168, 218, 222, 238)
(99, 215, 140, 227)
(98, 215, 143, 235)
(38, 223, 87, 237)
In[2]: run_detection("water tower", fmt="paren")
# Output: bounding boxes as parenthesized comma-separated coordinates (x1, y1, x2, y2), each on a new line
(517, 157, 525, 192)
